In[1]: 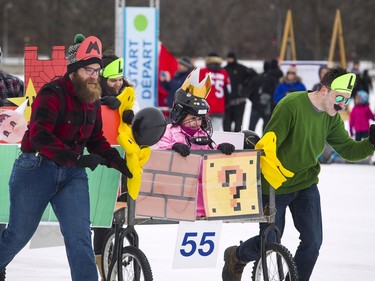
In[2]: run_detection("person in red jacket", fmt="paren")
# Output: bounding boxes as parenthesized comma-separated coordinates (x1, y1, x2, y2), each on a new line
(200, 53, 231, 131)
(0, 34, 132, 281)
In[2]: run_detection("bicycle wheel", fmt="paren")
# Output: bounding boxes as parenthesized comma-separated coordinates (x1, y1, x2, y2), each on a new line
(107, 246, 153, 281)
(251, 243, 298, 281)
(102, 230, 132, 280)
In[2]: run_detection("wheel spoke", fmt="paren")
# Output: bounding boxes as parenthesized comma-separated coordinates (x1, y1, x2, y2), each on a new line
(251, 243, 299, 281)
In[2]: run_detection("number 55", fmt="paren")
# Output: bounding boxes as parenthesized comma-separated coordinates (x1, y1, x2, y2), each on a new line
(180, 232, 216, 257)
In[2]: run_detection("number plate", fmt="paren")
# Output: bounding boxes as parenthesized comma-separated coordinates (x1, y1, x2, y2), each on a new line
(173, 220, 222, 268)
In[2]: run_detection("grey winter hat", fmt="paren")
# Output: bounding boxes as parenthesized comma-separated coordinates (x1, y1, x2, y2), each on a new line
(67, 34, 103, 74)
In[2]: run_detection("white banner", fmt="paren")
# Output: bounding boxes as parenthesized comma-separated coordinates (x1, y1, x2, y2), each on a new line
(124, 7, 159, 108)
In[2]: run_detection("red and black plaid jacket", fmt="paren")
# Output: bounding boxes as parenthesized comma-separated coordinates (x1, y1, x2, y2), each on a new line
(21, 73, 120, 166)
(0, 71, 24, 106)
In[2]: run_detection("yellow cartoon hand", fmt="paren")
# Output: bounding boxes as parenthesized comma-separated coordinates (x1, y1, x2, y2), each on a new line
(259, 156, 288, 188)
(255, 132, 294, 189)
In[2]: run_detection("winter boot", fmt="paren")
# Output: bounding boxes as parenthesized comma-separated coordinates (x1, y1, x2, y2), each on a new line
(222, 246, 246, 281)
(0, 268, 5, 281)
(95, 255, 104, 281)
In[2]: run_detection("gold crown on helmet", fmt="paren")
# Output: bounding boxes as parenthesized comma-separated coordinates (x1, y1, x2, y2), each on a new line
(180, 68, 212, 99)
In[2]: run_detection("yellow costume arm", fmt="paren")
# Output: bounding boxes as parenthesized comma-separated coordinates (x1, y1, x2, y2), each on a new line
(117, 87, 135, 112)
(116, 87, 154, 200)
(255, 132, 294, 189)
(138, 147, 151, 166)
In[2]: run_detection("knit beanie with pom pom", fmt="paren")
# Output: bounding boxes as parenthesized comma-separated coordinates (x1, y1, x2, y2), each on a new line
(67, 34, 103, 74)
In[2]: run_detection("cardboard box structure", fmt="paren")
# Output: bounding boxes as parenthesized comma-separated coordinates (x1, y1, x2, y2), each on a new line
(136, 150, 262, 222)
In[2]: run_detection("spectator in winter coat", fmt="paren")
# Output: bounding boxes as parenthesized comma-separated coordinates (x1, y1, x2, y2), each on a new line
(312, 65, 328, 91)
(0, 46, 24, 106)
(268, 58, 283, 81)
(351, 61, 373, 102)
(273, 65, 306, 104)
(160, 56, 193, 109)
(247, 60, 279, 132)
(349, 90, 375, 141)
(200, 53, 231, 131)
(223, 52, 257, 132)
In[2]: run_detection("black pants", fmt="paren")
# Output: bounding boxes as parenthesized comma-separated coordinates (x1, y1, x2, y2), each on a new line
(223, 103, 246, 132)
(249, 107, 271, 132)
(92, 227, 113, 255)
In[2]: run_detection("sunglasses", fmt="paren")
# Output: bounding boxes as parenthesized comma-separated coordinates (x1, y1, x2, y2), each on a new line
(324, 85, 352, 105)
(335, 95, 351, 105)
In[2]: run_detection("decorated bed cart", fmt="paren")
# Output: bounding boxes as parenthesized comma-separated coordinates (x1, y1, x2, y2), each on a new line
(102, 149, 298, 281)
(0, 125, 297, 281)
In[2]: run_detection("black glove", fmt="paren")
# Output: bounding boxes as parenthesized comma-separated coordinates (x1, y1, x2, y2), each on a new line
(172, 143, 191, 157)
(122, 110, 135, 124)
(369, 124, 375, 146)
(101, 96, 120, 110)
(112, 156, 133, 178)
(76, 154, 105, 171)
(217, 143, 235, 155)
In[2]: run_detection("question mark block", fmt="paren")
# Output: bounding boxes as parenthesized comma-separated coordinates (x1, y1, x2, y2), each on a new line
(202, 151, 262, 220)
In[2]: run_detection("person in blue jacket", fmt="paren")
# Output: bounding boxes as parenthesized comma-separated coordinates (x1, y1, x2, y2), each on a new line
(160, 56, 193, 109)
(273, 65, 306, 104)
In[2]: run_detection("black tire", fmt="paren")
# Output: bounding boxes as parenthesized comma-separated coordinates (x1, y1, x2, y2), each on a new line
(251, 243, 298, 281)
(101, 230, 132, 280)
(106, 246, 153, 281)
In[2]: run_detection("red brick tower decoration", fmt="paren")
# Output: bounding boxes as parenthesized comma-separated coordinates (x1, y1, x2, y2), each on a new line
(24, 46, 67, 93)
(6, 46, 68, 121)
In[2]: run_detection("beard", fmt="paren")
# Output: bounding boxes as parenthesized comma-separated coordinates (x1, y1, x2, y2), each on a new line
(71, 73, 102, 104)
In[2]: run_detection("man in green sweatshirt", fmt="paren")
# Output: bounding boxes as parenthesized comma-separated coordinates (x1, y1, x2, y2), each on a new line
(222, 66, 375, 281)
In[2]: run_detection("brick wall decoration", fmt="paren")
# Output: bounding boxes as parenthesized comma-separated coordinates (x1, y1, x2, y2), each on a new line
(136, 150, 201, 221)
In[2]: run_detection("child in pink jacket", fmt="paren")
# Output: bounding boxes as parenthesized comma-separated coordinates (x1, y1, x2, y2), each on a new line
(157, 87, 234, 156)
(349, 90, 375, 141)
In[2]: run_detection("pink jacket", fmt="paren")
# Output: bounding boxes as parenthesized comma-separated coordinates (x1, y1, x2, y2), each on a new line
(349, 104, 375, 135)
(156, 124, 217, 150)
